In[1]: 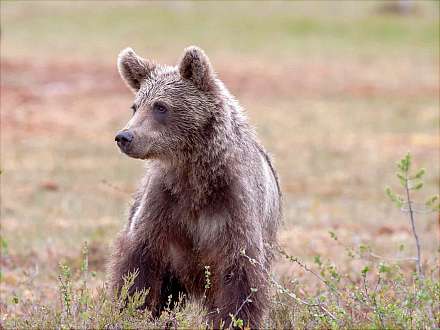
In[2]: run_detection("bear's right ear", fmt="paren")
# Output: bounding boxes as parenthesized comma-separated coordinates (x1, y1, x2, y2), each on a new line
(178, 46, 216, 92)
(117, 48, 155, 93)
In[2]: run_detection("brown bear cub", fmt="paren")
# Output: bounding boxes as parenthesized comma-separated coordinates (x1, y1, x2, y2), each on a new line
(109, 46, 281, 329)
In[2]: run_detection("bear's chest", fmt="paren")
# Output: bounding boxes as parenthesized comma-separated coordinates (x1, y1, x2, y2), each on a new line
(166, 211, 228, 271)
(184, 210, 228, 247)
(129, 188, 229, 249)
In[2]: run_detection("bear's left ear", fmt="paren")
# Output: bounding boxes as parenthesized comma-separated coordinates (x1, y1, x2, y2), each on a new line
(118, 48, 155, 93)
(178, 46, 216, 92)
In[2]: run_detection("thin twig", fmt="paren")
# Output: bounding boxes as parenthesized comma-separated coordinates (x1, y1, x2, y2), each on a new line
(361, 273, 385, 328)
(368, 252, 417, 262)
(228, 290, 255, 329)
(100, 179, 131, 195)
(240, 250, 337, 322)
(276, 246, 375, 322)
(233, 291, 254, 319)
(278, 249, 331, 292)
(404, 173, 423, 278)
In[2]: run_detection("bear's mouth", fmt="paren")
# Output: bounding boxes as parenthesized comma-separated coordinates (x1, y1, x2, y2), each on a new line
(120, 147, 146, 159)
(120, 144, 155, 160)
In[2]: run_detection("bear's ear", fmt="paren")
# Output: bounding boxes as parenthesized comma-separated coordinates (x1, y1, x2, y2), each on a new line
(117, 48, 155, 93)
(178, 46, 216, 92)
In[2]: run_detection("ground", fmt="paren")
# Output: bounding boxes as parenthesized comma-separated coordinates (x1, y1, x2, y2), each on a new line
(0, 1, 439, 328)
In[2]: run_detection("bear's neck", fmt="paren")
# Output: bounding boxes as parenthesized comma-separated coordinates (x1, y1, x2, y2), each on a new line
(162, 108, 250, 208)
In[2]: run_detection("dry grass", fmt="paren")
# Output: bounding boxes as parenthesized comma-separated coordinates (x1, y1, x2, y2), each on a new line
(1, 1, 439, 328)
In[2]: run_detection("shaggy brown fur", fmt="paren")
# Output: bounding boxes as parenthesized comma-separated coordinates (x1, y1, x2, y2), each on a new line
(108, 46, 281, 329)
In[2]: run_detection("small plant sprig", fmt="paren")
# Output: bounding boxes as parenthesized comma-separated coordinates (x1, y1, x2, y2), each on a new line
(385, 152, 439, 277)
(240, 248, 338, 323)
(229, 287, 257, 330)
(58, 262, 73, 329)
(203, 265, 211, 299)
(385, 152, 438, 328)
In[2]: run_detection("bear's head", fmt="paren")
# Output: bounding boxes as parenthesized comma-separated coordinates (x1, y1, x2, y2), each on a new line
(115, 46, 225, 161)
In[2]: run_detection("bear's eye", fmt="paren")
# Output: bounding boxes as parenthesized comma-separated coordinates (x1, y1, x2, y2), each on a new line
(152, 102, 168, 114)
(131, 104, 137, 115)
(152, 101, 169, 124)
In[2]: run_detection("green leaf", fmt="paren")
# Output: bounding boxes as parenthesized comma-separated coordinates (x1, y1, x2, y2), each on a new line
(404, 152, 411, 172)
(314, 255, 322, 266)
(413, 168, 426, 179)
(0, 236, 8, 255)
(425, 195, 439, 206)
(385, 187, 405, 208)
(396, 196, 404, 208)
(385, 186, 395, 200)
(361, 266, 369, 277)
(329, 231, 338, 241)
(378, 262, 391, 274)
(359, 244, 369, 254)
(397, 152, 411, 173)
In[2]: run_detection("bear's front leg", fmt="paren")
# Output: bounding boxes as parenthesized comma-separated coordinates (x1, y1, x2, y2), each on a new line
(205, 261, 268, 329)
(107, 230, 163, 316)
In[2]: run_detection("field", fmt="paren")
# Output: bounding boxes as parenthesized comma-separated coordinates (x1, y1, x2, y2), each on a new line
(1, 1, 439, 328)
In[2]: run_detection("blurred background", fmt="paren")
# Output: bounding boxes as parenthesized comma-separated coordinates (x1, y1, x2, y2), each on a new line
(1, 0, 439, 308)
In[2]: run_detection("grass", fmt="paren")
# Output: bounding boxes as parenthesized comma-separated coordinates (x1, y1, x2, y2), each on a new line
(3, 190, 440, 328)
(2, 1, 438, 60)
(1, 1, 439, 328)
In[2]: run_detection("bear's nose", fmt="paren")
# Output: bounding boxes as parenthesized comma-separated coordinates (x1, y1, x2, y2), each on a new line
(115, 130, 134, 148)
